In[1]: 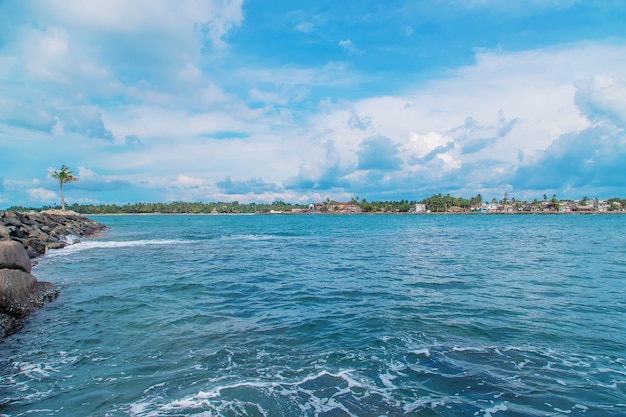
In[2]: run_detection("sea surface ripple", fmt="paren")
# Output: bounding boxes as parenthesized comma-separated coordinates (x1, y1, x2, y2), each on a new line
(1, 214, 625, 416)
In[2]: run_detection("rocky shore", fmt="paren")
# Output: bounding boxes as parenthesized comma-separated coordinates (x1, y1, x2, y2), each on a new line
(0, 210, 107, 337)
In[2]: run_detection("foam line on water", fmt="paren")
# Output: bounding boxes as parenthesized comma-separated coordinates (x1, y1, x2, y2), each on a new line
(44, 239, 190, 257)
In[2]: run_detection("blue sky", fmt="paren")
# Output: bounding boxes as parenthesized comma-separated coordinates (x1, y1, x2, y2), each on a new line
(1, 0, 625, 208)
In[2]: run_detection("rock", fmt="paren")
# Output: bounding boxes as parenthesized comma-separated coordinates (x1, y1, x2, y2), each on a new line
(0, 224, 9, 240)
(3, 215, 22, 228)
(0, 210, 106, 259)
(0, 268, 39, 318)
(0, 313, 19, 337)
(33, 281, 60, 308)
(0, 269, 59, 319)
(23, 239, 47, 259)
(0, 240, 33, 273)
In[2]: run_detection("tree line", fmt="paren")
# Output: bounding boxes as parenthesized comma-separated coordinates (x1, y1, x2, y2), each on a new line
(6, 194, 625, 214)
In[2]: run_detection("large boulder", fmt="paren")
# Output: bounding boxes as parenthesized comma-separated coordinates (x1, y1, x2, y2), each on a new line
(0, 240, 60, 337)
(0, 268, 39, 318)
(0, 269, 59, 319)
(0, 240, 32, 273)
(0, 224, 9, 240)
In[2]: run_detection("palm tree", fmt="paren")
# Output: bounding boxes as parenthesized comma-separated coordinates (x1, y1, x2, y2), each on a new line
(52, 165, 79, 211)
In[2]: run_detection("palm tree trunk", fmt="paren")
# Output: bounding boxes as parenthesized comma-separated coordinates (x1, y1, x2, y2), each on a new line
(59, 183, 65, 211)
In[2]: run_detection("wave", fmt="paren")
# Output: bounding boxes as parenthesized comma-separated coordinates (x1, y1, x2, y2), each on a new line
(44, 238, 189, 258)
(119, 334, 626, 417)
(6, 337, 626, 416)
(220, 234, 286, 241)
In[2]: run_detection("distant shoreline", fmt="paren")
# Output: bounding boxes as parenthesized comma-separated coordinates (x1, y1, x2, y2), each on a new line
(85, 211, 625, 216)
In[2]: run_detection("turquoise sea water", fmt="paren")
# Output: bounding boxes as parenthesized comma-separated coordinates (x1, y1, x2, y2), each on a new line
(1, 214, 625, 416)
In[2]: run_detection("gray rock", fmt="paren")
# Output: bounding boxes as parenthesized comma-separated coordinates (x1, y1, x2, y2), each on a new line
(0, 268, 39, 318)
(3, 216, 22, 228)
(33, 281, 60, 308)
(0, 269, 59, 319)
(0, 240, 32, 273)
(0, 210, 106, 259)
(24, 239, 47, 259)
(0, 224, 9, 240)
(0, 313, 19, 337)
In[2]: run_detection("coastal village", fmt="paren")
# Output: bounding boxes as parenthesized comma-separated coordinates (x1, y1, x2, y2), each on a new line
(303, 197, 624, 214)
(7, 195, 625, 215)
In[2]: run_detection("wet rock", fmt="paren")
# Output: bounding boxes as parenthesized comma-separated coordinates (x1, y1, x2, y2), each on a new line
(0, 210, 106, 257)
(0, 240, 32, 273)
(0, 313, 19, 337)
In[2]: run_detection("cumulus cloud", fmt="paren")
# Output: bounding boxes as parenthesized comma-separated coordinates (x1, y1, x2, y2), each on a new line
(12, 0, 244, 51)
(1, 102, 115, 141)
(217, 176, 282, 194)
(0, 0, 245, 145)
(406, 132, 454, 163)
(284, 141, 346, 190)
(72, 166, 130, 191)
(513, 124, 626, 192)
(447, 112, 519, 155)
(512, 76, 626, 193)
(175, 175, 205, 189)
(574, 75, 626, 126)
(348, 109, 372, 131)
(28, 187, 57, 202)
(357, 136, 403, 171)
(62, 108, 115, 141)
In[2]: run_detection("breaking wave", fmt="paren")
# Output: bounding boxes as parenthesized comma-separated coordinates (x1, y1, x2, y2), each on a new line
(43, 239, 190, 258)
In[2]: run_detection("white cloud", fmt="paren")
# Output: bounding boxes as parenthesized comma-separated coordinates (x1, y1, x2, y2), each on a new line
(177, 62, 203, 82)
(338, 39, 358, 54)
(406, 132, 453, 160)
(296, 42, 626, 198)
(574, 74, 626, 125)
(22, 26, 70, 82)
(176, 175, 206, 187)
(23, 0, 243, 47)
(28, 187, 57, 202)
(295, 22, 315, 33)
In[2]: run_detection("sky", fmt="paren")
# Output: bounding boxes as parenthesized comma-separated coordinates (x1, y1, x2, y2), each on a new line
(0, 0, 625, 208)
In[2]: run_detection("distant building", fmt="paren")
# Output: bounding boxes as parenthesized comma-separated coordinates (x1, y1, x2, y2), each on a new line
(308, 202, 362, 213)
(414, 203, 427, 213)
(447, 206, 464, 213)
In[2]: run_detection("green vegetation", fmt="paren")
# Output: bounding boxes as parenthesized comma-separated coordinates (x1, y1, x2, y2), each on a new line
(6, 194, 626, 214)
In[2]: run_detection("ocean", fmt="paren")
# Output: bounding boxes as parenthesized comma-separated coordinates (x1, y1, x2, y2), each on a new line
(1, 214, 625, 416)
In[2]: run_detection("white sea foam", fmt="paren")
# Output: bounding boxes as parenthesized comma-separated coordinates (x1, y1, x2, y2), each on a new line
(483, 403, 508, 417)
(17, 362, 57, 379)
(411, 348, 431, 357)
(44, 238, 189, 257)
(130, 370, 397, 417)
(220, 234, 280, 241)
(453, 346, 486, 353)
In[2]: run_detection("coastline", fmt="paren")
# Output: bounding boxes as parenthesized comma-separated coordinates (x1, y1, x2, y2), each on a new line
(88, 211, 624, 215)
